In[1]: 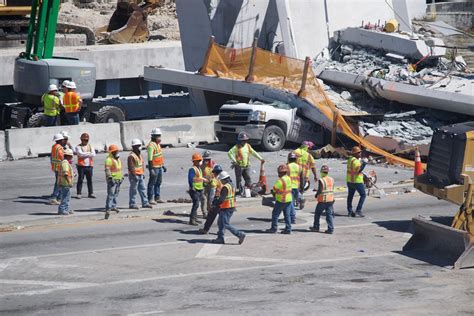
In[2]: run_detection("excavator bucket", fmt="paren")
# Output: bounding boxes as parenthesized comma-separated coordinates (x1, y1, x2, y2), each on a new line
(108, 10, 149, 44)
(403, 216, 474, 269)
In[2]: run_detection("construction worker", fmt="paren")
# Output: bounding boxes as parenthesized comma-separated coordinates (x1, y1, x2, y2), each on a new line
(287, 151, 303, 224)
(128, 138, 153, 210)
(310, 165, 335, 234)
(267, 164, 293, 234)
(228, 131, 264, 195)
(294, 141, 318, 196)
(188, 153, 208, 225)
(60, 80, 69, 99)
(347, 146, 368, 217)
(147, 128, 166, 204)
(60, 131, 74, 152)
(49, 133, 66, 205)
(105, 144, 123, 219)
(199, 164, 223, 234)
(212, 171, 246, 245)
(42, 84, 61, 126)
(75, 133, 96, 199)
(200, 150, 215, 219)
(63, 81, 82, 125)
(57, 149, 75, 215)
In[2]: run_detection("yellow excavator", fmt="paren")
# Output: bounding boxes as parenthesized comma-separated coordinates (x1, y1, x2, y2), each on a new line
(96, 0, 165, 44)
(404, 122, 474, 269)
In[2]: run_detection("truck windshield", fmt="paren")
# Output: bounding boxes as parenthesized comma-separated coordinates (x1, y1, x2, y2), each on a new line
(252, 100, 292, 110)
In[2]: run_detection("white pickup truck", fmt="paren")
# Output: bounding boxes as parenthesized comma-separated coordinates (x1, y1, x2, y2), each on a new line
(214, 100, 325, 151)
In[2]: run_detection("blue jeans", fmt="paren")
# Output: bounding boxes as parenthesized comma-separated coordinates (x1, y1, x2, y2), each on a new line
(290, 188, 299, 221)
(347, 182, 366, 213)
(58, 186, 71, 214)
(106, 181, 121, 210)
(66, 113, 80, 125)
(44, 115, 57, 126)
(129, 174, 148, 207)
(217, 208, 243, 241)
(147, 167, 163, 201)
(314, 202, 334, 231)
(271, 201, 292, 231)
(52, 172, 62, 200)
(189, 189, 203, 222)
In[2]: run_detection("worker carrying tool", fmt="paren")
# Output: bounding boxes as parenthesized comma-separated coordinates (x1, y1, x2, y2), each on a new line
(346, 146, 368, 217)
(57, 149, 75, 215)
(75, 133, 96, 199)
(49, 133, 66, 205)
(266, 164, 293, 234)
(147, 128, 166, 204)
(199, 164, 224, 235)
(105, 144, 123, 219)
(228, 131, 265, 196)
(188, 153, 209, 226)
(42, 84, 61, 126)
(62, 81, 82, 125)
(211, 171, 246, 245)
(294, 141, 318, 199)
(200, 150, 215, 219)
(287, 151, 303, 224)
(310, 165, 335, 234)
(128, 139, 153, 210)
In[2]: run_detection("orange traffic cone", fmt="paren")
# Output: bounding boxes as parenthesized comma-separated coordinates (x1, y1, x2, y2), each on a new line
(258, 162, 268, 195)
(414, 147, 423, 177)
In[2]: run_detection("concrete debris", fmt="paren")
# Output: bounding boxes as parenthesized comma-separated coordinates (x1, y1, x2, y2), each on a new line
(314, 144, 349, 159)
(340, 91, 352, 100)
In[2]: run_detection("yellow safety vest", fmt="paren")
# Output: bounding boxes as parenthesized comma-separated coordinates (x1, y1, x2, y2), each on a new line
(294, 146, 315, 179)
(346, 156, 363, 183)
(105, 154, 122, 181)
(219, 183, 236, 209)
(192, 166, 204, 191)
(273, 175, 293, 203)
(147, 141, 164, 168)
(287, 162, 301, 189)
(42, 93, 60, 117)
(317, 175, 334, 203)
(228, 143, 262, 168)
(58, 160, 73, 187)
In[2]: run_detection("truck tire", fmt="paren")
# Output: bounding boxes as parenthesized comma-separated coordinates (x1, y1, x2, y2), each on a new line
(27, 113, 46, 128)
(95, 106, 125, 123)
(262, 125, 286, 151)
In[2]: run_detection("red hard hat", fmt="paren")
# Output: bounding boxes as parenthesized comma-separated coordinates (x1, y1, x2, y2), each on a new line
(277, 164, 288, 174)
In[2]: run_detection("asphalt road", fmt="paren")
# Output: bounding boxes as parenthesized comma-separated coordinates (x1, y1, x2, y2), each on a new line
(1, 191, 473, 315)
(0, 144, 412, 219)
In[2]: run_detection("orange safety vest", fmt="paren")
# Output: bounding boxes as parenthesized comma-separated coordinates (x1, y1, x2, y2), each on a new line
(148, 141, 164, 168)
(63, 91, 81, 113)
(129, 152, 144, 175)
(219, 183, 236, 209)
(51, 143, 64, 172)
(317, 176, 334, 203)
(77, 144, 94, 167)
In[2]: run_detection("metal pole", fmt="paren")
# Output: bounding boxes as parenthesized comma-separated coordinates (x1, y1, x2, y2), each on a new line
(331, 111, 337, 146)
(245, 37, 258, 82)
(199, 36, 215, 75)
(297, 56, 310, 98)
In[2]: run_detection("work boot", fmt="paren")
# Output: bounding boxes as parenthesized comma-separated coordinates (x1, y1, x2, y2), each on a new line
(325, 229, 334, 234)
(198, 228, 209, 234)
(349, 211, 356, 217)
(58, 212, 69, 216)
(68, 210, 74, 214)
(76, 194, 82, 199)
(112, 208, 120, 213)
(155, 199, 165, 204)
(291, 218, 296, 224)
(309, 227, 319, 232)
(88, 194, 96, 199)
(142, 204, 153, 209)
(266, 228, 277, 234)
(211, 238, 225, 244)
(202, 212, 208, 219)
(355, 211, 365, 218)
(238, 233, 246, 245)
(189, 220, 200, 226)
(129, 205, 139, 210)
(281, 230, 291, 235)
(149, 200, 157, 205)
(104, 210, 111, 220)
(49, 198, 60, 205)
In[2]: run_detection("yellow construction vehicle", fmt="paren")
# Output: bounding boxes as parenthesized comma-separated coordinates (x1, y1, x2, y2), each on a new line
(96, 0, 165, 44)
(404, 122, 474, 269)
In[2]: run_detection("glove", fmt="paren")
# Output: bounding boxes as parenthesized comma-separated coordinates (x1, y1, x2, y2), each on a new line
(362, 158, 369, 164)
(162, 166, 167, 173)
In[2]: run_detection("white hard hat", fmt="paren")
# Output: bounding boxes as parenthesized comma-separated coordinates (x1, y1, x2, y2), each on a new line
(53, 133, 64, 142)
(64, 149, 74, 156)
(67, 81, 77, 89)
(61, 80, 70, 87)
(217, 171, 231, 181)
(151, 127, 162, 136)
(61, 130, 69, 138)
(131, 138, 142, 147)
(48, 84, 58, 92)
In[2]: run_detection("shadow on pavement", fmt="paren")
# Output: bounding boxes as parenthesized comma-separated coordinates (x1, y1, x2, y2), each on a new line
(29, 212, 59, 216)
(18, 195, 51, 199)
(394, 250, 453, 268)
(430, 216, 454, 226)
(177, 238, 214, 244)
(73, 208, 105, 213)
(196, 143, 230, 152)
(373, 220, 412, 233)
(246, 217, 272, 223)
(240, 228, 269, 234)
(173, 228, 202, 235)
(153, 218, 188, 224)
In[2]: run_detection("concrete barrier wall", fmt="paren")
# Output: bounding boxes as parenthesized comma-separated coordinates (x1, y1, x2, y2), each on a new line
(0, 131, 7, 161)
(120, 116, 218, 151)
(5, 123, 122, 160)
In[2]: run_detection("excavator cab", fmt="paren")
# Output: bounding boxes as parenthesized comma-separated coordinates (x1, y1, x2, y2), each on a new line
(404, 122, 474, 269)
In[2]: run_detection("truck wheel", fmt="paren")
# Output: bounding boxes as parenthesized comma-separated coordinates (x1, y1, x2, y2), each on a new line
(262, 125, 286, 151)
(95, 106, 125, 123)
(26, 113, 46, 128)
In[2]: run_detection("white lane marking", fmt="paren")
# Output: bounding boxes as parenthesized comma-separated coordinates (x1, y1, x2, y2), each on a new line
(127, 311, 165, 315)
(210, 255, 310, 264)
(195, 243, 222, 258)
